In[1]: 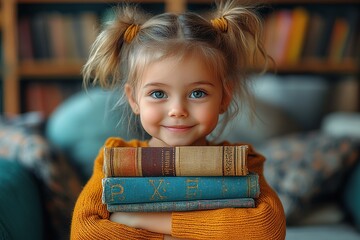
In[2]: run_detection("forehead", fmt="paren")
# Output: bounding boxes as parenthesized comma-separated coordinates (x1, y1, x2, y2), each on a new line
(141, 54, 215, 84)
(135, 42, 223, 75)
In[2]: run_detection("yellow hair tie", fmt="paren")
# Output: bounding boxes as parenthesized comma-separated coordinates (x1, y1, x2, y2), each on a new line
(124, 24, 140, 43)
(211, 17, 228, 32)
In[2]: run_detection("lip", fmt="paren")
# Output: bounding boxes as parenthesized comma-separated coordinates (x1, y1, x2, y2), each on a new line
(164, 125, 193, 132)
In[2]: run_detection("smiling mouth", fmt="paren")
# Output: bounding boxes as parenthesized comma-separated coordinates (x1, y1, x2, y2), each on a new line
(164, 125, 193, 132)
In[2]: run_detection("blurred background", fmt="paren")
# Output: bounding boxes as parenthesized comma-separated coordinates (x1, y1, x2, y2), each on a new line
(0, 1, 359, 240)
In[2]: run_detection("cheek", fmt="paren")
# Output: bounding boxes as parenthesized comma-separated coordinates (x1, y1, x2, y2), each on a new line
(196, 105, 220, 128)
(139, 104, 163, 126)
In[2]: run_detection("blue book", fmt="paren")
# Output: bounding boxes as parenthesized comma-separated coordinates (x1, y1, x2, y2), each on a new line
(107, 198, 255, 212)
(102, 173, 260, 204)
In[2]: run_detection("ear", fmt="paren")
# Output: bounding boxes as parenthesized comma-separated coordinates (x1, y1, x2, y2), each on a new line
(125, 83, 140, 115)
(220, 92, 232, 114)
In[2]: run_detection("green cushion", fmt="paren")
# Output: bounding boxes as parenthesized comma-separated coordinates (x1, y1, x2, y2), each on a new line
(0, 160, 44, 240)
(344, 160, 360, 230)
(46, 88, 144, 180)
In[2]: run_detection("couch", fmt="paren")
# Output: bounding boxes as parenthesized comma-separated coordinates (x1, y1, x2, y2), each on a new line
(0, 74, 359, 240)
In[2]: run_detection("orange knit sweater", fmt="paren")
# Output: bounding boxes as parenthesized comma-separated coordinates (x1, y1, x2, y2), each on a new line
(71, 137, 286, 240)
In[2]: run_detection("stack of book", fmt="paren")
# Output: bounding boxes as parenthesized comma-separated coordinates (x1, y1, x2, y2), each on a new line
(101, 146, 260, 212)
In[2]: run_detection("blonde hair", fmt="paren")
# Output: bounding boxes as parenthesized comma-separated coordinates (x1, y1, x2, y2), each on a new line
(83, 0, 269, 135)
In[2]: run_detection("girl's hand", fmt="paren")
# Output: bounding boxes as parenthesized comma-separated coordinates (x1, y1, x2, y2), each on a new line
(110, 212, 172, 234)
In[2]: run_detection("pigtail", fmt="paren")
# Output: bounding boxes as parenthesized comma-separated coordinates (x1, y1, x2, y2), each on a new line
(211, 0, 269, 71)
(208, 0, 270, 131)
(82, 5, 148, 89)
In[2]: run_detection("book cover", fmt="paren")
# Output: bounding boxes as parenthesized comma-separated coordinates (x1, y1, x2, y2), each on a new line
(301, 13, 325, 61)
(31, 14, 51, 59)
(285, 7, 309, 64)
(314, 9, 336, 60)
(24, 83, 46, 115)
(18, 16, 34, 61)
(328, 18, 350, 63)
(263, 11, 277, 56)
(104, 145, 249, 177)
(72, 13, 87, 60)
(341, 8, 359, 61)
(102, 173, 260, 204)
(43, 84, 64, 117)
(63, 14, 81, 61)
(273, 10, 293, 64)
(47, 12, 67, 62)
(78, 12, 99, 59)
(107, 198, 255, 212)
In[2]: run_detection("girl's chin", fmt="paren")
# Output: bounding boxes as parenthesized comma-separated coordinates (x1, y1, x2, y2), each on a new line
(149, 137, 207, 147)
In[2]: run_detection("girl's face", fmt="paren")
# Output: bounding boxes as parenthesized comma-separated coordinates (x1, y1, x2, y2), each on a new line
(126, 54, 229, 147)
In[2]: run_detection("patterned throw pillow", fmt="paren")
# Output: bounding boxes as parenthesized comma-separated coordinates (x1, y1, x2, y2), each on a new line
(0, 121, 82, 240)
(259, 131, 359, 221)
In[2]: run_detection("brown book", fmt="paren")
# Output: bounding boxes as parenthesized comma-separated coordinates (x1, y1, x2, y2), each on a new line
(18, 16, 34, 61)
(78, 12, 99, 59)
(24, 83, 46, 115)
(43, 84, 64, 117)
(47, 13, 67, 62)
(104, 145, 249, 177)
(301, 13, 325, 61)
(328, 18, 350, 63)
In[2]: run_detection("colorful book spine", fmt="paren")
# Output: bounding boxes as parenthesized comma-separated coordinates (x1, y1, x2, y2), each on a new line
(103, 145, 249, 177)
(301, 12, 325, 61)
(107, 198, 255, 212)
(272, 10, 293, 64)
(102, 173, 260, 204)
(285, 7, 309, 63)
(328, 18, 350, 63)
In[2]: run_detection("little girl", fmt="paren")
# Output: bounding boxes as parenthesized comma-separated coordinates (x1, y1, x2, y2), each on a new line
(71, 1, 286, 239)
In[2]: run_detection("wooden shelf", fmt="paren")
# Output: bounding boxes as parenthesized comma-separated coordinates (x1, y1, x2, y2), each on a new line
(18, 60, 359, 78)
(17, 0, 359, 6)
(262, 0, 359, 4)
(182, 0, 360, 4)
(20, 61, 83, 78)
(269, 61, 359, 74)
(17, 0, 166, 3)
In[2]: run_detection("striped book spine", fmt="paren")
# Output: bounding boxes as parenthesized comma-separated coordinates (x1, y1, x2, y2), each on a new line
(103, 145, 249, 177)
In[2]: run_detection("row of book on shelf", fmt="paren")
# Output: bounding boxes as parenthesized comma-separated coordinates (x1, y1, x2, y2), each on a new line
(24, 82, 81, 118)
(18, 11, 99, 62)
(101, 145, 260, 212)
(263, 6, 358, 65)
(17, 6, 359, 65)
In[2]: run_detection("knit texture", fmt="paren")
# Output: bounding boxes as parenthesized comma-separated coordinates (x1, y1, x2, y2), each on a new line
(71, 138, 286, 239)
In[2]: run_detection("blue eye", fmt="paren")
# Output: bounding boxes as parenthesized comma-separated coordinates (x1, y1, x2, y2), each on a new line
(190, 90, 207, 99)
(150, 91, 167, 99)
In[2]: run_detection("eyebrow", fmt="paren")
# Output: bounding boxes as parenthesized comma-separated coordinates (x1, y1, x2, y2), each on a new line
(190, 81, 216, 87)
(142, 82, 168, 89)
(142, 81, 215, 89)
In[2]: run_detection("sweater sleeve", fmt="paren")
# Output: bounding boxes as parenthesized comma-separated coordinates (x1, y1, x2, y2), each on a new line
(171, 145, 286, 240)
(71, 138, 163, 240)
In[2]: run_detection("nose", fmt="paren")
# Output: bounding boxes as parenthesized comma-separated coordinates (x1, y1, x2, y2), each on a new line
(168, 100, 188, 118)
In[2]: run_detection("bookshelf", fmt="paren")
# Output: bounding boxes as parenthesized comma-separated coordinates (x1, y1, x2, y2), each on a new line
(1, 0, 359, 115)
(2, 0, 19, 115)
